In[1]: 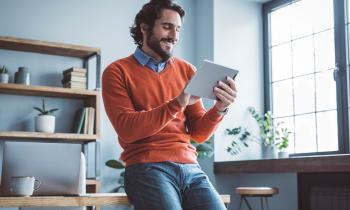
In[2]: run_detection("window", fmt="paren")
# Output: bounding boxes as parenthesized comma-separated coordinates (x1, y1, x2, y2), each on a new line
(263, 0, 349, 155)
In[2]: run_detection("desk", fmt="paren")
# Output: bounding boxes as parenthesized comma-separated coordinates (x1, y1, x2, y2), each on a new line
(0, 193, 230, 207)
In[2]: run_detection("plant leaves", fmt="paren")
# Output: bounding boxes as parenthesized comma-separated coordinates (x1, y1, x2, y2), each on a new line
(105, 160, 125, 169)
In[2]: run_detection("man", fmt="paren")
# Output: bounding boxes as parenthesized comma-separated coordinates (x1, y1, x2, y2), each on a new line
(102, 0, 237, 209)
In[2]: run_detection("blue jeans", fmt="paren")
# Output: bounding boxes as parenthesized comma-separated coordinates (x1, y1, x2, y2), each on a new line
(124, 161, 226, 210)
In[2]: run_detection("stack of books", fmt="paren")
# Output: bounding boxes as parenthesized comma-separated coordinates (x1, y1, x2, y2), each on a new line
(62, 67, 87, 89)
(72, 107, 95, 135)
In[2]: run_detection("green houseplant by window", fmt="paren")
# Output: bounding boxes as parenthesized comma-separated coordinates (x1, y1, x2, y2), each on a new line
(226, 106, 291, 159)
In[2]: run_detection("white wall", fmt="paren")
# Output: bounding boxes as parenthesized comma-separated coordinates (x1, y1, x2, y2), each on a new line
(0, 1, 195, 210)
(213, 0, 264, 162)
(211, 1, 298, 210)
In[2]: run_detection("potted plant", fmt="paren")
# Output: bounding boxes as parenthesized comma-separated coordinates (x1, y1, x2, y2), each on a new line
(105, 159, 125, 192)
(33, 99, 59, 133)
(0, 66, 9, 84)
(226, 107, 292, 159)
(276, 127, 291, 158)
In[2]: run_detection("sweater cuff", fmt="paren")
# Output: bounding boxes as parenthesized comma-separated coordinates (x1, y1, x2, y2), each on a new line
(167, 98, 185, 117)
(207, 107, 224, 122)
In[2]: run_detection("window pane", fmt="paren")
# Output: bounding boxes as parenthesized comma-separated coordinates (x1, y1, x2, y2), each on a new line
(312, 0, 334, 32)
(272, 80, 293, 117)
(271, 43, 292, 81)
(290, 0, 313, 39)
(294, 75, 315, 114)
(292, 36, 314, 76)
(316, 70, 337, 111)
(270, 5, 292, 45)
(317, 110, 338, 152)
(274, 116, 295, 154)
(295, 113, 317, 153)
(314, 29, 335, 71)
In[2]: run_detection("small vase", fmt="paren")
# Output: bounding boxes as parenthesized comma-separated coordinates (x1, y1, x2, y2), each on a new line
(35, 115, 55, 133)
(278, 151, 289, 158)
(263, 145, 277, 159)
(0, 73, 9, 83)
(15, 67, 30, 85)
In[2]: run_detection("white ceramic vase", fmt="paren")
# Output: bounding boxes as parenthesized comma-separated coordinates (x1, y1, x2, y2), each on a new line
(35, 115, 55, 133)
(278, 151, 289, 158)
(263, 144, 277, 159)
(0, 73, 9, 83)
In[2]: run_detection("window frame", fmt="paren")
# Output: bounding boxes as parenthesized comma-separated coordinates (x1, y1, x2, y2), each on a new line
(262, 0, 350, 156)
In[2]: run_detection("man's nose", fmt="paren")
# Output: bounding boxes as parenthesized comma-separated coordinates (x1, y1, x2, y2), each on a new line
(168, 28, 179, 41)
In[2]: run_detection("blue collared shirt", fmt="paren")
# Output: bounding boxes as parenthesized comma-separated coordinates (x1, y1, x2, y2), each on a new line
(133, 48, 167, 73)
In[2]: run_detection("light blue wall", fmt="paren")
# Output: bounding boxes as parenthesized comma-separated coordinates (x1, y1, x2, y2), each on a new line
(0, 0, 195, 209)
(0, 0, 299, 210)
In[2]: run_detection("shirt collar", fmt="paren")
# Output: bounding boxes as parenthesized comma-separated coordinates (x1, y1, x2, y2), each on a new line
(133, 47, 168, 73)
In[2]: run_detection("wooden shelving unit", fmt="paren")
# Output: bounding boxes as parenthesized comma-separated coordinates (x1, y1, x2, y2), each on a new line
(0, 36, 100, 58)
(0, 131, 97, 142)
(0, 35, 102, 201)
(0, 83, 98, 99)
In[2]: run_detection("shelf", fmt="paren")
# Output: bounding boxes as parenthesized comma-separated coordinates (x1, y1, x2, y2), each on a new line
(0, 83, 98, 99)
(0, 131, 98, 142)
(86, 179, 99, 186)
(0, 36, 100, 58)
(214, 154, 350, 173)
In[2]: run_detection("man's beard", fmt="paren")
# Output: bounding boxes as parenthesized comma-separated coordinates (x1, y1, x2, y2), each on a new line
(146, 31, 173, 61)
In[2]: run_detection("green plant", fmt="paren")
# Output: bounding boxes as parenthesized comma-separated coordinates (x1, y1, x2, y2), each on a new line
(105, 140, 214, 192)
(105, 159, 125, 192)
(33, 99, 59, 116)
(275, 127, 291, 152)
(226, 106, 291, 156)
(0, 66, 8, 74)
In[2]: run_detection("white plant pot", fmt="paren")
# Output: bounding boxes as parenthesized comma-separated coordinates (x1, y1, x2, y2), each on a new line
(263, 145, 277, 159)
(0, 74, 9, 83)
(35, 115, 55, 133)
(278, 151, 289, 158)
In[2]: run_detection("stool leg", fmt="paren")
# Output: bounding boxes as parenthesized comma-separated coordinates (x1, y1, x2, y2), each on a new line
(260, 197, 264, 210)
(265, 197, 269, 210)
(243, 196, 253, 210)
(239, 196, 243, 210)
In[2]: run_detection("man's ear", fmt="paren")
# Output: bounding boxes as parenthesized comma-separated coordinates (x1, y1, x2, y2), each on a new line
(140, 23, 148, 34)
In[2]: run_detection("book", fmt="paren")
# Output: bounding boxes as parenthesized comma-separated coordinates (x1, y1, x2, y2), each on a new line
(87, 107, 95, 135)
(64, 71, 86, 77)
(62, 67, 87, 75)
(72, 108, 86, 134)
(63, 81, 87, 89)
(61, 75, 87, 84)
(83, 107, 89, 134)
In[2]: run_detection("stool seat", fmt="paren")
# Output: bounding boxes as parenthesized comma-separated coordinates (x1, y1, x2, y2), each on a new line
(236, 187, 279, 196)
(235, 187, 279, 210)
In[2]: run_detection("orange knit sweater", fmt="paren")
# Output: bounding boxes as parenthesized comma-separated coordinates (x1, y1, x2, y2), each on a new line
(102, 55, 223, 166)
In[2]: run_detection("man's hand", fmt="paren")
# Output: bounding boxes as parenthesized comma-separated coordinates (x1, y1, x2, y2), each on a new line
(214, 77, 237, 112)
(176, 92, 200, 107)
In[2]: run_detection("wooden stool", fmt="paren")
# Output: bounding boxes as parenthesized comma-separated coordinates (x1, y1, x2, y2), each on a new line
(235, 187, 279, 210)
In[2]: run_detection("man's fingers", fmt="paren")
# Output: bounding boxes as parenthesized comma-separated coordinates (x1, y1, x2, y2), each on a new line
(214, 87, 235, 104)
(226, 77, 237, 92)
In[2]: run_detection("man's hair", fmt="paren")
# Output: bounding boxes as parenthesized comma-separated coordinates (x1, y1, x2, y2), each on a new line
(130, 0, 185, 47)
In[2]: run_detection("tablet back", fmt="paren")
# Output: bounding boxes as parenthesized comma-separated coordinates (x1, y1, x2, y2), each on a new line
(184, 60, 238, 100)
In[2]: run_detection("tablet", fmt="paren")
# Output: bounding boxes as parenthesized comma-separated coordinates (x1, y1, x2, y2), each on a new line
(184, 60, 239, 100)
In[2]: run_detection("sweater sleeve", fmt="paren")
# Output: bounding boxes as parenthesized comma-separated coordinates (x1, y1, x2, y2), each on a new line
(185, 100, 224, 143)
(102, 64, 184, 143)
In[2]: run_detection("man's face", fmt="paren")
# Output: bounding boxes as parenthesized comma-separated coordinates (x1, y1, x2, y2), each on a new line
(143, 9, 182, 61)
